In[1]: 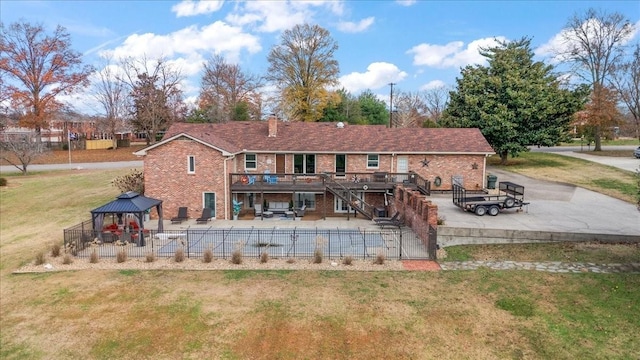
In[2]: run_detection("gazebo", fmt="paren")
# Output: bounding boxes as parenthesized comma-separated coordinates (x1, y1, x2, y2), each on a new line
(91, 191, 164, 244)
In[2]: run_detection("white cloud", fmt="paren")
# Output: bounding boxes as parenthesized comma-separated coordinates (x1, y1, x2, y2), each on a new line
(339, 62, 408, 93)
(226, 0, 344, 33)
(536, 19, 640, 64)
(337, 17, 374, 33)
(419, 80, 446, 91)
(396, 0, 416, 6)
(172, 0, 224, 17)
(408, 37, 507, 68)
(104, 21, 261, 65)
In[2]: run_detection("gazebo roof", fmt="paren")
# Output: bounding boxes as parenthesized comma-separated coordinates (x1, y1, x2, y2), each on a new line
(91, 191, 162, 214)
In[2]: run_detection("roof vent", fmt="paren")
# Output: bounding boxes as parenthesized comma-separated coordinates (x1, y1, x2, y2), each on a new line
(336, 122, 345, 128)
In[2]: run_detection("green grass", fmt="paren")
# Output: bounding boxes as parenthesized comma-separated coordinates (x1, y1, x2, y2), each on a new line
(1, 159, 639, 359)
(441, 242, 640, 263)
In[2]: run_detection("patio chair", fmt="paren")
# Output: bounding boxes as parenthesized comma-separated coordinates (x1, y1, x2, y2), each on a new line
(263, 170, 278, 184)
(373, 211, 399, 223)
(171, 207, 188, 224)
(376, 215, 403, 228)
(196, 208, 212, 224)
(294, 204, 306, 217)
(254, 204, 262, 217)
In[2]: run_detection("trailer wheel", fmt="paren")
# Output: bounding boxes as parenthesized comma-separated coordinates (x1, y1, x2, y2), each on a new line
(504, 197, 516, 208)
(488, 205, 500, 216)
(475, 206, 487, 216)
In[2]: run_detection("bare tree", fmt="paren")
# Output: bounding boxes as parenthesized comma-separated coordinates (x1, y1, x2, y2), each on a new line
(0, 133, 49, 174)
(393, 91, 428, 128)
(611, 43, 640, 141)
(421, 86, 450, 125)
(558, 9, 635, 150)
(92, 57, 128, 148)
(267, 24, 339, 122)
(0, 21, 94, 141)
(120, 56, 184, 144)
(199, 54, 263, 122)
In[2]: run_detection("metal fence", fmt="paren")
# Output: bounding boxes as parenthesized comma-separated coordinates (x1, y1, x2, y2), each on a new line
(64, 225, 434, 261)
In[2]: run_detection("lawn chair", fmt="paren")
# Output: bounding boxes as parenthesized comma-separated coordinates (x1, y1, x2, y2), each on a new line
(373, 211, 399, 223)
(254, 204, 263, 217)
(196, 208, 212, 224)
(263, 170, 277, 184)
(171, 207, 188, 224)
(376, 215, 403, 228)
(294, 204, 306, 217)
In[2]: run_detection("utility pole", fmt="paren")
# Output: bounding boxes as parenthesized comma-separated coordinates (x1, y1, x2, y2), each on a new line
(388, 82, 395, 128)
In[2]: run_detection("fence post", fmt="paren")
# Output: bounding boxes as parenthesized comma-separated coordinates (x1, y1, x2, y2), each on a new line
(399, 229, 403, 259)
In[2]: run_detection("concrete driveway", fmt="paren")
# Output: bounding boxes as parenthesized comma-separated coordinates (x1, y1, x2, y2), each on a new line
(530, 145, 640, 172)
(430, 167, 640, 237)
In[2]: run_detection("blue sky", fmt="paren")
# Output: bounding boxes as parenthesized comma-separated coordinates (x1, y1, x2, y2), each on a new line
(1, 0, 639, 115)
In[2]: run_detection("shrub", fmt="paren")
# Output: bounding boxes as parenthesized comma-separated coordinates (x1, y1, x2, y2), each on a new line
(286, 258, 296, 264)
(203, 249, 213, 263)
(112, 169, 144, 194)
(34, 252, 45, 266)
(174, 248, 185, 263)
(374, 251, 386, 265)
(231, 249, 243, 264)
(51, 243, 61, 257)
(145, 252, 156, 263)
(342, 256, 354, 266)
(116, 250, 127, 263)
(89, 250, 99, 264)
(437, 216, 446, 225)
(0, 177, 7, 187)
(62, 254, 73, 265)
(260, 251, 269, 263)
(313, 248, 323, 264)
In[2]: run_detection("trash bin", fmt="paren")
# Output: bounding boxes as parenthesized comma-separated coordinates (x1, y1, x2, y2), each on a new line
(487, 175, 497, 189)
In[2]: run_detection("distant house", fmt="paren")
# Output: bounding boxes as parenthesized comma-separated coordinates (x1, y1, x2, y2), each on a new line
(134, 116, 495, 220)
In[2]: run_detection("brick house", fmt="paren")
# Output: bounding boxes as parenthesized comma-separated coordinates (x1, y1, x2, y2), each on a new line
(134, 116, 494, 220)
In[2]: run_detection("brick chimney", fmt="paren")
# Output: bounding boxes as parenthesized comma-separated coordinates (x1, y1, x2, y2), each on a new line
(268, 114, 277, 137)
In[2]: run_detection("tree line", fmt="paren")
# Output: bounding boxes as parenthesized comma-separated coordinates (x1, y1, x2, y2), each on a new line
(1, 8, 638, 174)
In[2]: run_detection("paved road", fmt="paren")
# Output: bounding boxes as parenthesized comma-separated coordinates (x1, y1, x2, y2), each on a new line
(530, 145, 639, 172)
(0, 161, 143, 174)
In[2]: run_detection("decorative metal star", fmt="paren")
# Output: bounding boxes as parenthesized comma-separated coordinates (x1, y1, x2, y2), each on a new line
(420, 158, 430, 167)
(471, 162, 478, 170)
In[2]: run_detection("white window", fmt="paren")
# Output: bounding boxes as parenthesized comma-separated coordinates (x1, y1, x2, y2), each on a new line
(367, 154, 379, 168)
(245, 153, 257, 170)
(188, 155, 195, 174)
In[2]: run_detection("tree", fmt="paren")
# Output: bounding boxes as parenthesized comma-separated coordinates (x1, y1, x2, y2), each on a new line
(267, 24, 339, 122)
(582, 84, 623, 141)
(0, 21, 93, 141)
(558, 9, 635, 150)
(421, 86, 449, 126)
(442, 38, 588, 164)
(611, 43, 640, 141)
(320, 89, 362, 124)
(120, 57, 184, 144)
(92, 57, 128, 148)
(0, 133, 49, 175)
(199, 55, 263, 122)
(358, 90, 388, 125)
(393, 90, 428, 128)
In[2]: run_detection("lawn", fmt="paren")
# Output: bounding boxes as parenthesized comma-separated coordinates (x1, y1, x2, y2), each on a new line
(1, 158, 639, 359)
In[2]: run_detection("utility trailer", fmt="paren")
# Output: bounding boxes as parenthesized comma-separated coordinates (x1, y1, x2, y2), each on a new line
(452, 181, 528, 216)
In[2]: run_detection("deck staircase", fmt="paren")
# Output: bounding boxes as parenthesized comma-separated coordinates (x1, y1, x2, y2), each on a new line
(323, 177, 375, 220)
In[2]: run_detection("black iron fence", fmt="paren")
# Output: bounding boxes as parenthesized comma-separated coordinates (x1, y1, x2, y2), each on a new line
(64, 225, 434, 261)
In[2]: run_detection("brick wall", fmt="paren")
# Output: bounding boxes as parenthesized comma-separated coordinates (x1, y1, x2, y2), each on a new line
(145, 138, 228, 220)
(391, 186, 438, 246)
